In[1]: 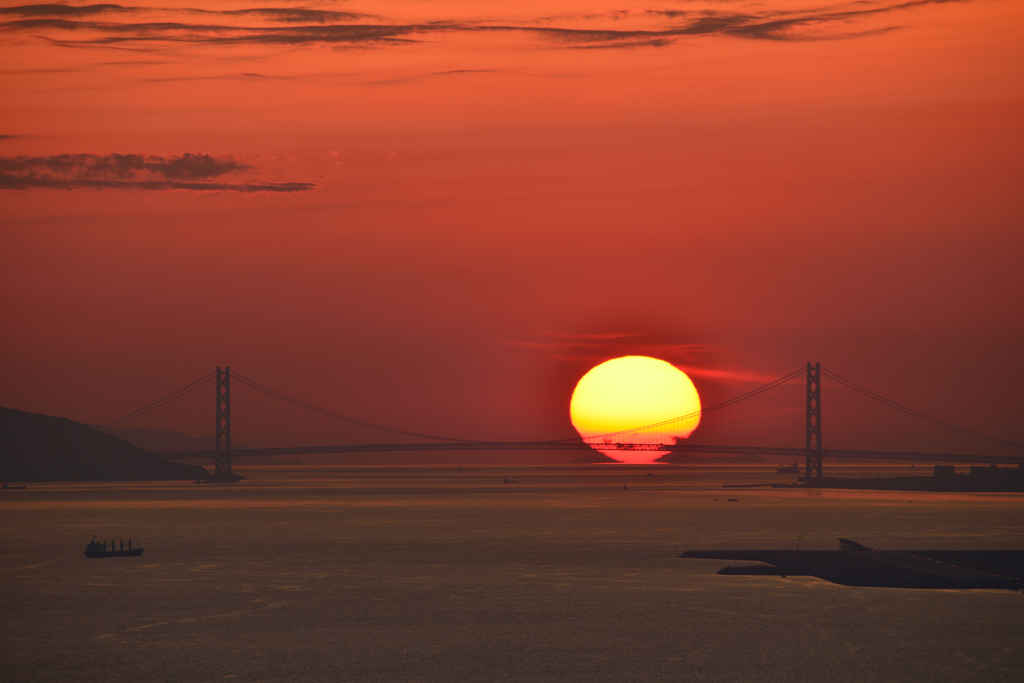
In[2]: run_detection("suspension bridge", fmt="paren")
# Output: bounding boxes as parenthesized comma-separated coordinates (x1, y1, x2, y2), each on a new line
(100, 363, 1024, 481)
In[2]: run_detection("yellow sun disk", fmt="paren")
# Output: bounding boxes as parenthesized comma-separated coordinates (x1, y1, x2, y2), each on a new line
(570, 356, 701, 462)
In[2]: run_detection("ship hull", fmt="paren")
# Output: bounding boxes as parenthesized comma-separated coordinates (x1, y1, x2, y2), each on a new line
(85, 548, 144, 558)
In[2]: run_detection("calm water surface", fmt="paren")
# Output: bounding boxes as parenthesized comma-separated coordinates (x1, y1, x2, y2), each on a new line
(2, 465, 1022, 682)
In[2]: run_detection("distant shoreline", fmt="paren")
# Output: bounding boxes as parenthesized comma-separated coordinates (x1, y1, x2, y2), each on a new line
(778, 467, 1023, 493)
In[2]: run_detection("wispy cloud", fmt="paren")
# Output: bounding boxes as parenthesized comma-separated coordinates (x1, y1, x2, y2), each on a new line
(0, 0, 968, 51)
(140, 71, 295, 83)
(359, 68, 503, 86)
(537, 331, 647, 341)
(0, 153, 315, 192)
(0, 4, 138, 19)
(189, 8, 380, 24)
(678, 365, 781, 384)
(501, 332, 777, 385)
(0, 4, 376, 23)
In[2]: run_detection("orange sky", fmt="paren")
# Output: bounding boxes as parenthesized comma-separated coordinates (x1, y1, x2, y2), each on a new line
(1, 0, 1022, 446)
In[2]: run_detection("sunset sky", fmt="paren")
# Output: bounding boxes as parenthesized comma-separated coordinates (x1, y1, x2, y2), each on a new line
(1, 0, 1022, 446)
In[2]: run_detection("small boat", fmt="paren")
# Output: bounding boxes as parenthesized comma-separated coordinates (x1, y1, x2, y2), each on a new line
(84, 537, 144, 558)
(838, 538, 873, 552)
(776, 463, 800, 474)
(2, 484, 27, 489)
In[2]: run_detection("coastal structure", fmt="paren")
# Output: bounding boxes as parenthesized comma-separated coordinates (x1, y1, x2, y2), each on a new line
(681, 539, 1024, 590)
(787, 464, 1024, 492)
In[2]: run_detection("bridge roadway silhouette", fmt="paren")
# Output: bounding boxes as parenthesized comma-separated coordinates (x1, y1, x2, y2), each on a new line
(164, 442, 1023, 465)
(104, 363, 1024, 481)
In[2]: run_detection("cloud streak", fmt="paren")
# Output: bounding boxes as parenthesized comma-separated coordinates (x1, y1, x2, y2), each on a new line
(0, 4, 376, 23)
(191, 8, 380, 24)
(0, 4, 137, 19)
(0, 0, 967, 50)
(0, 153, 315, 192)
(501, 333, 777, 385)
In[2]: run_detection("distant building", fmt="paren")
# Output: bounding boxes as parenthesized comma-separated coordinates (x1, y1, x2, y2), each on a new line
(933, 465, 956, 478)
(967, 464, 1022, 483)
(969, 465, 998, 479)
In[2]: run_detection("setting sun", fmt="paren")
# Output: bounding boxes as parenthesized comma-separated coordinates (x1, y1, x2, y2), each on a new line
(570, 356, 701, 464)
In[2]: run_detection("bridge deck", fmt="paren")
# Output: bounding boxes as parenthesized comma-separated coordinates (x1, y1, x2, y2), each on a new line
(160, 443, 1024, 465)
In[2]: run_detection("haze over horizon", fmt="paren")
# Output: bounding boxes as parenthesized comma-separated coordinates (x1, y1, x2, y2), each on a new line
(2, 0, 1022, 448)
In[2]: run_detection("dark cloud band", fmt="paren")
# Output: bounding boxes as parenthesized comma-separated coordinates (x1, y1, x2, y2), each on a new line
(0, 0, 966, 49)
(0, 153, 315, 192)
(0, 4, 375, 23)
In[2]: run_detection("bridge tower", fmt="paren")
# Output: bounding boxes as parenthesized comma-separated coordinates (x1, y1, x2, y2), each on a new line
(805, 361, 822, 480)
(214, 366, 232, 477)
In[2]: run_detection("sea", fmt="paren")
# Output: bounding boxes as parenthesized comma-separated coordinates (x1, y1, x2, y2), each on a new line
(2, 465, 1022, 682)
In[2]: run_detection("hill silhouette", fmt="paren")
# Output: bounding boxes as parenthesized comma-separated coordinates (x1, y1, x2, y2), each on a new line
(96, 426, 298, 465)
(1, 407, 208, 481)
(94, 426, 223, 453)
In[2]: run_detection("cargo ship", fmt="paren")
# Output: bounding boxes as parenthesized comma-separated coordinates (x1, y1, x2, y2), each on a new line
(776, 463, 800, 474)
(84, 537, 144, 558)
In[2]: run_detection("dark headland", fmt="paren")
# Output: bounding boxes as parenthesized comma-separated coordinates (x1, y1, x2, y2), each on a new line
(96, 426, 299, 466)
(0, 407, 209, 482)
(681, 539, 1024, 590)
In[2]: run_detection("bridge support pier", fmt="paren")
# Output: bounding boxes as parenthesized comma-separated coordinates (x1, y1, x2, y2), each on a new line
(214, 366, 233, 478)
(805, 362, 823, 481)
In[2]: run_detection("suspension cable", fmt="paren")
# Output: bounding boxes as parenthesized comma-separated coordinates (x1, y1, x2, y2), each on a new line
(230, 371, 478, 443)
(555, 366, 806, 442)
(821, 367, 1024, 450)
(102, 371, 216, 428)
